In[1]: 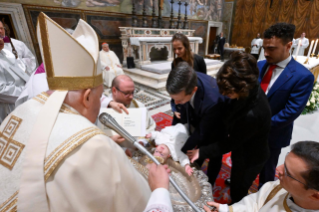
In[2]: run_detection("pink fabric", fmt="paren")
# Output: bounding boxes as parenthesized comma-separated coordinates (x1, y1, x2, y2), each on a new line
(35, 63, 45, 74)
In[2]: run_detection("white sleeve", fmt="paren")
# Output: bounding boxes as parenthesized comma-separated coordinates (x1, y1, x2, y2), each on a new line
(0, 66, 24, 104)
(178, 150, 190, 167)
(230, 181, 280, 212)
(143, 188, 173, 212)
(304, 38, 309, 48)
(219, 204, 230, 212)
(20, 42, 37, 75)
(151, 131, 161, 143)
(100, 94, 112, 108)
(111, 51, 121, 65)
(146, 111, 157, 133)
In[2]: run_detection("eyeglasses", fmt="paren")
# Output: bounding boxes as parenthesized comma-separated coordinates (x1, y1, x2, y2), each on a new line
(284, 152, 319, 192)
(115, 87, 135, 97)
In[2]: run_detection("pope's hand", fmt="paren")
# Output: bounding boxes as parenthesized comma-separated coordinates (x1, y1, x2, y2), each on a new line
(148, 163, 171, 191)
(187, 149, 199, 163)
(108, 101, 129, 114)
(145, 133, 152, 139)
(116, 64, 122, 68)
(184, 164, 193, 176)
(203, 202, 220, 212)
(125, 149, 132, 157)
(105, 66, 110, 71)
(110, 134, 125, 144)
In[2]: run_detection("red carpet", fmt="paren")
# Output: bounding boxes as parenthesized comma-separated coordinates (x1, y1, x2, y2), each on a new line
(151, 112, 278, 204)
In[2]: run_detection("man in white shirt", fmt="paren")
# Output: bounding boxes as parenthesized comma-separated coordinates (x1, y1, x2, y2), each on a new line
(203, 141, 319, 212)
(100, 42, 124, 87)
(0, 21, 36, 74)
(292, 32, 309, 56)
(251, 33, 263, 60)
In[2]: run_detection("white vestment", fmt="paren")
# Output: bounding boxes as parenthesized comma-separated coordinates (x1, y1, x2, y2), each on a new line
(0, 93, 173, 212)
(0, 49, 29, 123)
(150, 123, 190, 167)
(258, 40, 266, 61)
(218, 180, 319, 212)
(251, 38, 263, 54)
(292, 38, 309, 56)
(4, 38, 37, 74)
(101, 95, 156, 134)
(100, 50, 124, 87)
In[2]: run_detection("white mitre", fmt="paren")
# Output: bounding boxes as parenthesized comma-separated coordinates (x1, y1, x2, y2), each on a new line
(17, 13, 103, 212)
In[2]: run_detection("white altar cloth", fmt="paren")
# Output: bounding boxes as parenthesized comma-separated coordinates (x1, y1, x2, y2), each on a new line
(224, 47, 245, 51)
(130, 37, 203, 46)
(294, 56, 319, 69)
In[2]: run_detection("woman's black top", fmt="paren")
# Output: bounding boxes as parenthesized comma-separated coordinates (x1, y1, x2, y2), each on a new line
(199, 84, 271, 167)
(171, 54, 207, 74)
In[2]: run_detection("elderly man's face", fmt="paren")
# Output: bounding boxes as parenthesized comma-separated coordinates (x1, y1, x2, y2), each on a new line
(86, 84, 104, 123)
(277, 152, 318, 203)
(102, 44, 109, 52)
(112, 79, 135, 106)
(0, 22, 5, 38)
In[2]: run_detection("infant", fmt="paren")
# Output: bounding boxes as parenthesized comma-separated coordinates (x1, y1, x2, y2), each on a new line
(145, 123, 193, 176)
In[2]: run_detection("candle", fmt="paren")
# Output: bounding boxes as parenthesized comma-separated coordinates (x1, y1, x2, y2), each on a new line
(312, 39, 318, 55)
(294, 39, 301, 58)
(307, 40, 314, 58)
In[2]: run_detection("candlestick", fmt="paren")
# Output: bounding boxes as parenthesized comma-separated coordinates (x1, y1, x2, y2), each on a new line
(158, 0, 163, 28)
(132, 0, 138, 27)
(169, 0, 175, 29)
(152, 0, 157, 28)
(294, 39, 301, 60)
(312, 39, 318, 57)
(142, 1, 148, 27)
(176, 1, 182, 29)
(307, 40, 314, 58)
(183, 2, 189, 29)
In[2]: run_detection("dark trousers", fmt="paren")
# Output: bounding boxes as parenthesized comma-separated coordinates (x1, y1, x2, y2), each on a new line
(258, 147, 282, 189)
(196, 155, 223, 186)
(218, 48, 224, 61)
(230, 161, 265, 204)
(251, 54, 259, 61)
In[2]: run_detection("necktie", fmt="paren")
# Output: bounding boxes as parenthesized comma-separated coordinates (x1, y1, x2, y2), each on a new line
(261, 65, 277, 92)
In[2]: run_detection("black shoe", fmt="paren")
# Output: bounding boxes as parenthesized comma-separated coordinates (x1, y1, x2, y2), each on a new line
(225, 178, 231, 186)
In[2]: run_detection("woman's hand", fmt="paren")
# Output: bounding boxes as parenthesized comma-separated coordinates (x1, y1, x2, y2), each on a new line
(174, 111, 181, 119)
(184, 164, 193, 176)
(187, 149, 199, 163)
(203, 202, 220, 212)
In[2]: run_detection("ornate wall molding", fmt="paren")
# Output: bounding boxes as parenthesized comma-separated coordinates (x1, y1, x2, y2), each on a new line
(0, 2, 37, 64)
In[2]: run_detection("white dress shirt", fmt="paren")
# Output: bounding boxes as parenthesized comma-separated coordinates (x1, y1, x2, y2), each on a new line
(263, 55, 292, 94)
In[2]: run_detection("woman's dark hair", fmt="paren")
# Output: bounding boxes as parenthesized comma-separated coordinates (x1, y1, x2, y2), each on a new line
(291, 141, 319, 191)
(166, 62, 197, 95)
(217, 51, 259, 98)
(172, 33, 194, 68)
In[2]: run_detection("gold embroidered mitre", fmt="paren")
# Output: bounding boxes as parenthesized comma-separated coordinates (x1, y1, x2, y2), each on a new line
(36, 12, 103, 90)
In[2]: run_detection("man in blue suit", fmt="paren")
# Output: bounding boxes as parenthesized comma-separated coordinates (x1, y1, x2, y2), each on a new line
(166, 62, 227, 186)
(258, 23, 314, 189)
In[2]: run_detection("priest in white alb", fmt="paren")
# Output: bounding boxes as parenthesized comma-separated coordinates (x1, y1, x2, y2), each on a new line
(0, 21, 37, 74)
(0, 13, 173, 212)
(100, 42, 124, 87)
(292, 32, 309, 56)
(203, 141, 319, 212)
(0, 34, 30, 123)
(250, 33, 263, 60)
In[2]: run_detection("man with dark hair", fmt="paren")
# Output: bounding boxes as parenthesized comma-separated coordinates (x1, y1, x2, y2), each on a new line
(203, 141, 319, 212)
(167, 62, 227, 186)
(257, 23, 314, 189)
(217, 32, 226, 61)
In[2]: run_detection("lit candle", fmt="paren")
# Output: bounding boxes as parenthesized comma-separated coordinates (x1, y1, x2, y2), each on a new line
(312, 39, 318, 55)
(294, 39, 302, 58)
(307, 40, 314, 58)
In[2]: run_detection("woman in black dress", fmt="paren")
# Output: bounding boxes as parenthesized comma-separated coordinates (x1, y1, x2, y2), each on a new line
(187, 51, 271, 204)
(171, 33, 207, 74)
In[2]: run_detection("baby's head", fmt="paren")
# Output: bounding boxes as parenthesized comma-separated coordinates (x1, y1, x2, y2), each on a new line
(153, 144, 171, 162)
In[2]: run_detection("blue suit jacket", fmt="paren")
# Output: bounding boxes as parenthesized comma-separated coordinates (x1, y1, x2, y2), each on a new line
(172, 73, 228, 152)
(258, 58, 314, 148)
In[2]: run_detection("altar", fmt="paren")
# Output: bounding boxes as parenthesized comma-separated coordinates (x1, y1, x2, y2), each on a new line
(119, 27, 223, 91)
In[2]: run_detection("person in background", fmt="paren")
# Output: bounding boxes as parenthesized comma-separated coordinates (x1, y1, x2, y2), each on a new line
(250, 33, 263, 60)
(203, 141, 319, 212)
(292, 32, 309, 56)
(100, 42, 124, 87)
(187, 51, 271, 204)
(217, 32, 226, 61)
(258, 23, 314, 189)
(0, 20, 36, 74)
(171, 33, 207, 74)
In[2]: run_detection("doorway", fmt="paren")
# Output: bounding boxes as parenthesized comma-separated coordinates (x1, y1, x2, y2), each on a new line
(208, 27, 217, 54)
